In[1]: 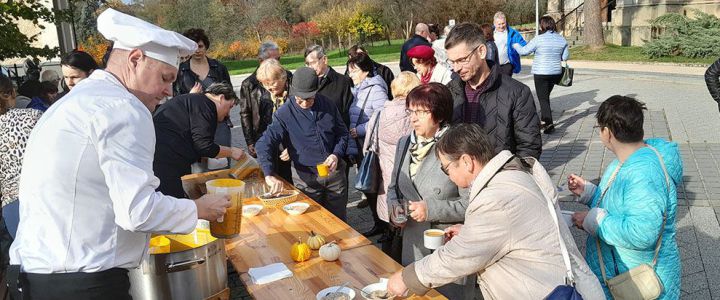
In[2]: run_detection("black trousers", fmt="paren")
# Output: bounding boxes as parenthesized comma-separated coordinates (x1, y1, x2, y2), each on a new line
(533, 74, 563, 124)
(7, 267, 131, 300)
(498, 63, 514, 77)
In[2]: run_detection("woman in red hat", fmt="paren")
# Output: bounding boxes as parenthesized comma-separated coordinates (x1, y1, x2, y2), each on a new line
(407, 45, 455, 85)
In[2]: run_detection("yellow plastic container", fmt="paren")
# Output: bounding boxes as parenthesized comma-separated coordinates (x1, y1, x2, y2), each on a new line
(148, 236, 171, 254)
(205, 178, 244, 239)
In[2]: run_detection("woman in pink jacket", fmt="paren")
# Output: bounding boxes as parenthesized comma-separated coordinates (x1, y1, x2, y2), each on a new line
(364, 72, 420, 246)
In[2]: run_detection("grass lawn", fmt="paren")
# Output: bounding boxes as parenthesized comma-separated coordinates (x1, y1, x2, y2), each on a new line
(570, 44, 715, 65)
(223, 41, 714, 75)
(223, 39, 404, 75)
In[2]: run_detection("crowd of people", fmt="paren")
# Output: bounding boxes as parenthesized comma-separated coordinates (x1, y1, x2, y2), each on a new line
(0, 7, 684, 300)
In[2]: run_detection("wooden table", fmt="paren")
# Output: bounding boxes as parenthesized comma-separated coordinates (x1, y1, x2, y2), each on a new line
(226, 187, 373, 267)
(225, 184, 447, 299)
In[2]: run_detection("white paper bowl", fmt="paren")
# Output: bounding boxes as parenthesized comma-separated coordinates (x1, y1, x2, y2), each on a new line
(242, 204, 263, 218)
(283, 202, 310, 216)
(316, 286, 356, 300)
(360, 279, 393, 300)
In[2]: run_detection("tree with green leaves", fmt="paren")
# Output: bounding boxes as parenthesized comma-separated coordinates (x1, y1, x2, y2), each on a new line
(1, 0, 60, 60)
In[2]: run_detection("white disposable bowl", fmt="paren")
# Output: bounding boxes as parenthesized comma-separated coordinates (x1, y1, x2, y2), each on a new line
(316, 286, 356, 300)
(283, 202, 310, 216)
(361, 279, 393, 300)
(242, 204, 263, 218)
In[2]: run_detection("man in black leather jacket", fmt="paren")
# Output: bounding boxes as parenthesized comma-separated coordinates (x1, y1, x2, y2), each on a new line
(400, 23, 432, 72)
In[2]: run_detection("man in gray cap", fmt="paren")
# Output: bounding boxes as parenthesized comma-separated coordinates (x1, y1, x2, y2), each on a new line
(255, 67, 350, 220)
(7, 8, 230, 298)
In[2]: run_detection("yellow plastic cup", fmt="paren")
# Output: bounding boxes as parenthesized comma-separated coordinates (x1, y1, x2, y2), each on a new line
(149, 236, 171, 254)
(316, 163, 329, 177)
(205, 178, 245, 239)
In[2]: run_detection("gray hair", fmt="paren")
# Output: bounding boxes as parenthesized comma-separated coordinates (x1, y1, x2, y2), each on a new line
(304, 45, 325, 59)
(494, 11, 506, 21)
(206, 82, 238, 104)
(258, 41, 280, 61)
(415, 23, 429, 35)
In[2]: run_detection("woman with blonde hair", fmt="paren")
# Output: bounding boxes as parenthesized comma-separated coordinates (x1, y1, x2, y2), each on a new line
(252, 59, 293, 182)
(364, 72, 421, 243)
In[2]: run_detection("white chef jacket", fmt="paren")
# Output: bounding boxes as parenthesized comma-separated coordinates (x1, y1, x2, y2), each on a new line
(10, 70, 198, 273)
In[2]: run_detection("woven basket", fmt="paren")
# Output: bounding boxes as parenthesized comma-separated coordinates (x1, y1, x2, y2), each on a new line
(258, 190, 300, 208)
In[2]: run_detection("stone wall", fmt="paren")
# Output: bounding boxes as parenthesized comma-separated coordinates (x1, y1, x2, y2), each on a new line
(549, 0, 720, 46)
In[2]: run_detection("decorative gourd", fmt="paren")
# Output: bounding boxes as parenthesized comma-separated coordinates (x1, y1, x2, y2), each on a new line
(306, 231, 326, 250)
(290, 239, 312, 262)
(319, 241, 341, 261)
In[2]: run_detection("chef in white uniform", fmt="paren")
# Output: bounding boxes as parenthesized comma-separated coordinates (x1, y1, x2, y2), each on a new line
(7, 8, 233, 299)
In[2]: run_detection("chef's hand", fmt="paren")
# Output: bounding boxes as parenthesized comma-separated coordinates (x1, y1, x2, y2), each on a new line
(408, 200, 427, 222)
(572, 211, 589, 229)
(279, 149, 290, 162)
(189, 82, 203, 94)
(324, 154, 339, 173)
(350, 128, 358, 138)
(387, 270, 408, 297)
(444, 224, 462, 242)
(248, 144, 257, 157)
(567, 173, 586, 196)
(196, 194, 231, 221)
(230, 147, 245, 161)
(265, 175, 284, 195)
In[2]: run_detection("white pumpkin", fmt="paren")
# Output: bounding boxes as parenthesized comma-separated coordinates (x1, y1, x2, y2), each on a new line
(319, 241, 341, 261)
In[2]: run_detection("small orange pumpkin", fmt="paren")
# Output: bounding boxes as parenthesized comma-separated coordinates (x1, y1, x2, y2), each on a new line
(290, 238, 312, 262)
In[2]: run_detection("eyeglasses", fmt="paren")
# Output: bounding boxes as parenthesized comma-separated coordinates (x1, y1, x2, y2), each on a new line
(440, 160, 455, 176)
(405, 109, 431, 117)
(445, 44, 481, 67)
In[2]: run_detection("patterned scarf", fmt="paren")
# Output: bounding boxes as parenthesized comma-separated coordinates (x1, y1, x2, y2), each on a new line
(270, 91, 287, 112)
(409, 125, 449, 179)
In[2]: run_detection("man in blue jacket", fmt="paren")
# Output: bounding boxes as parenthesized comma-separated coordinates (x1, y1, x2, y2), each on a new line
(493, 12, 527, 77)
(255, 67, 350, 220)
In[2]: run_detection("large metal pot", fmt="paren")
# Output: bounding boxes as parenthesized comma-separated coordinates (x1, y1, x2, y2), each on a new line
(129, 237, 227, 300)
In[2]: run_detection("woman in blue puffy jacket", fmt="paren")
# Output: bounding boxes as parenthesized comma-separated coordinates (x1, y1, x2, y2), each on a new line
(347, 51, 389, 237)
(567, 95, 682, 299)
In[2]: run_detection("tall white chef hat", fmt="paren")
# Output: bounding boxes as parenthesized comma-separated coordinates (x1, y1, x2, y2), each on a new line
(97, 8, 197, 68)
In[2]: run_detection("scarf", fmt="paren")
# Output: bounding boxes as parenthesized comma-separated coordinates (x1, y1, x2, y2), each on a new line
(420, 64, 436, 85)
(270, 91, 287, 112)
(409, 125, 449, 179)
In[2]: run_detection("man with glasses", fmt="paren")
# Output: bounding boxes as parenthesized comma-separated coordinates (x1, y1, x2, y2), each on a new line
(304, 45, 353, 128)
(255, 67, 350, 221)
(445, 22, 541, 159)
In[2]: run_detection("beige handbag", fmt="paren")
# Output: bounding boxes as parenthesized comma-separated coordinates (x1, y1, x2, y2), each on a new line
(594, 146, 669, 300)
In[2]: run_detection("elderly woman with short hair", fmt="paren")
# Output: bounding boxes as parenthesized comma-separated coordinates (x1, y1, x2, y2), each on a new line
(569, 96, 682, 299)
(253, 59, 293, 182)
(386, 82, 469, 298)
(407, 45, 455, 85)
